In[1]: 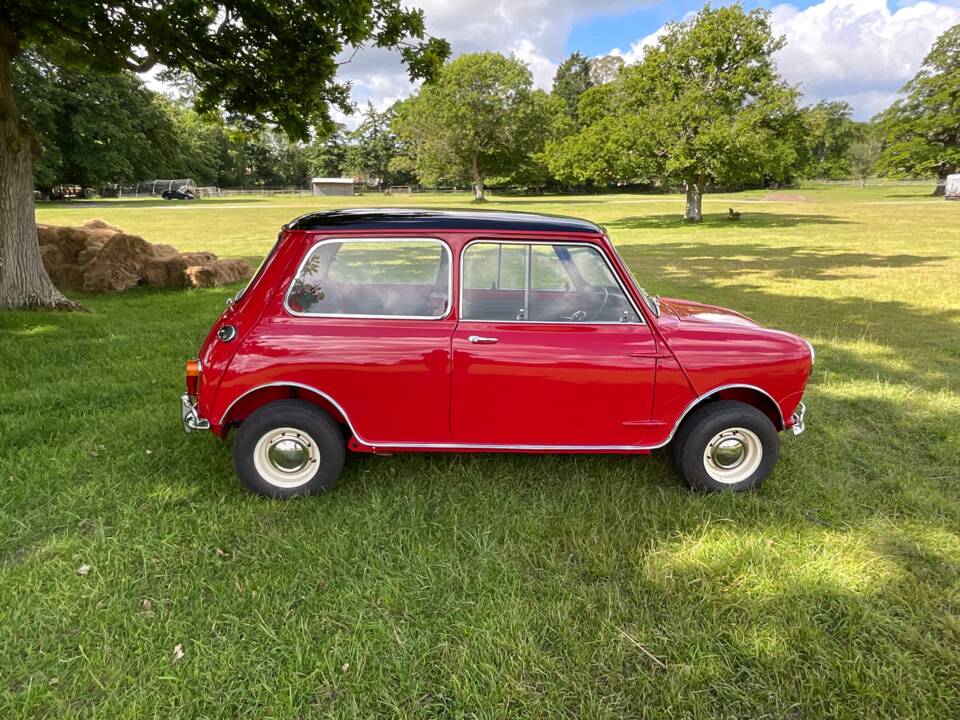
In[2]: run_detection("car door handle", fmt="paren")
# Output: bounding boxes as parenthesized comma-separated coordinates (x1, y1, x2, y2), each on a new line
(468, 335, 499, 344)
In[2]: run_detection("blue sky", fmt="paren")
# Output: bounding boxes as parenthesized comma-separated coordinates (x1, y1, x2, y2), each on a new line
(567, 0, 824, 56)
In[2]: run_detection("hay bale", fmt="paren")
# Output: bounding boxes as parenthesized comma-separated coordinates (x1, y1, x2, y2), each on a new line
(81, 219, 124, 233)
(82, 262, 141, 293)
(37, 219, 252, 293)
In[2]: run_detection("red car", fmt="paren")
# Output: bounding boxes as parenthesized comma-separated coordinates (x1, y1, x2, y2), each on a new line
(182, 209, 812, 497)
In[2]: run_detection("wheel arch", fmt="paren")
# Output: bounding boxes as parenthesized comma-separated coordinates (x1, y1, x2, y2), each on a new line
(220, 383, 354, 435)
(669, 384, 784, 441)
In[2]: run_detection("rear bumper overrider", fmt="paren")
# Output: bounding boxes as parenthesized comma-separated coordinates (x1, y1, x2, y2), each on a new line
(790, 402, 806, 436)
(181, 393, 210, 433)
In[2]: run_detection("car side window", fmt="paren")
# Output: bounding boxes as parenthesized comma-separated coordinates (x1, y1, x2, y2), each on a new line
(461, 242, 641, 323)
(286, 239, 450, 318)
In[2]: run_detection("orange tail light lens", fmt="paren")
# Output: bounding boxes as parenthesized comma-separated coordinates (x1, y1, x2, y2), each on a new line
(185, 359, 201, 396)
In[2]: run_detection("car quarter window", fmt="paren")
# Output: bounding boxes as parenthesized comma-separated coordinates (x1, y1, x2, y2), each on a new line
(461, 241, 641, 323)
(286, 239, 450, 318)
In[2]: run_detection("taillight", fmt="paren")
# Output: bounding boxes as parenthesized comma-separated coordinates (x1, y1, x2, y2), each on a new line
(185, 359, 201, 396)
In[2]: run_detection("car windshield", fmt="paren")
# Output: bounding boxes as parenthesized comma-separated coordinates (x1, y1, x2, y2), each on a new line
(606, 237, 659, 317)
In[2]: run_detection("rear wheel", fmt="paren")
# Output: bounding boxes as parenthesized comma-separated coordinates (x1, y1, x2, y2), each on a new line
(233, 400, 345, 498)
(672, 401, 779, 492)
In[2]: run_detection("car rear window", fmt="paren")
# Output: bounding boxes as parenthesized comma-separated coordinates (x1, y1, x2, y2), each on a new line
(286, 238, 450, 319)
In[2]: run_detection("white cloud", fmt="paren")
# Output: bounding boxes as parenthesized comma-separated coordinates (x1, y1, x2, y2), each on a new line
(771, 0, 960, 118)
(333, 0, 655, 126)
(609, 10, 697, 64)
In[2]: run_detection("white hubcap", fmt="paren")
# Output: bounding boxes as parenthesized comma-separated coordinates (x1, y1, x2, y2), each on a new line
(703, 427, 762, 484)
(253, 427, 320, 488)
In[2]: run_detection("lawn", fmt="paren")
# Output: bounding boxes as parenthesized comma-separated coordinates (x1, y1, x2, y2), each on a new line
(2, 187, 958, 718)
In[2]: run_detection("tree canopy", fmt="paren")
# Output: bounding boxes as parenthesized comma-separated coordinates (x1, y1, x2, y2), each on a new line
(3, 1, 449, 139)
(546, 3, 802, 221)
(799, 101, 863, 180)
(552, 52, 593, 120)
(393, 52, 557, 201)
(876, 23, 960, 192)
(0, 0, 449, 309)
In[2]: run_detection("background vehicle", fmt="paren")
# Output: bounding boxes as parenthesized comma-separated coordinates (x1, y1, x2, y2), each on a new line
(162, 188, 196, 200)
(181, 209, 812, 497)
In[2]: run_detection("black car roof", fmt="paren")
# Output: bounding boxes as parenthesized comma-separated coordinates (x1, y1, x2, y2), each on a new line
(285, 208, 603, 234)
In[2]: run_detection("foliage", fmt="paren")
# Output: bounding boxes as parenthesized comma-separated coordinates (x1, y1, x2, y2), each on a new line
(798, 101, 863, 179)
(848, 138, 883, 187)
(552, 52, 593, 120)
(304, 129, 348, 179)
(12, 50, 187, 187)
(8, 186, 960, 717)
(3, 1, 449, 140)
(588, 55, 625, 85)
(875, 24, 960, 185)
(13, 53, 324, 189)
(393, 52, 559, 200)
(545, 3, 802, 220)
(344, 103, 412, 189)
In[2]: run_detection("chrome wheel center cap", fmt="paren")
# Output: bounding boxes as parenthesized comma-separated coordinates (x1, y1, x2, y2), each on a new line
(712, 437, 746, 468)
(267, 437, 310, 473)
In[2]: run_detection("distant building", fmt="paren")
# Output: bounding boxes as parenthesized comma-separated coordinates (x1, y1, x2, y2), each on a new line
(945, 174, 960, 201)
(311, 177, 356, 197)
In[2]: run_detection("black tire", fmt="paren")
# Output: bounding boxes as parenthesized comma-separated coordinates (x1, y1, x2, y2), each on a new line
(671, 400, 779, 493)
(232, 400, 345, 498)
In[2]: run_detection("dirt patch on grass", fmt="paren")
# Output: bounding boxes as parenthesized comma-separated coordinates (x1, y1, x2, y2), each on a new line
(38, 219, 252, 293)
(764, 192, 810, 202)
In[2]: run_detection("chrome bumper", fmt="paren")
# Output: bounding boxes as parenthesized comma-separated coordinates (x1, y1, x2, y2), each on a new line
(181, 393, 210, 433)
(790, 402, 806, 436)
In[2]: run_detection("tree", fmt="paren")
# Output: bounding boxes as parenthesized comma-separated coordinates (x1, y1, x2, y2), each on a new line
(14, 50, 189, 188)
(848, 138, 882, 188)
(305, 129, 348, 179)
(799, 101, 863, 179)
(546, 3, 801, 222)
(588, 55, 625, 85)
(344, 103, 407, 190)
(876, 24, 960, 195)
(552, 52, 593, 120)
(394, 52, 551, 201)
(0, 2, 449, 310)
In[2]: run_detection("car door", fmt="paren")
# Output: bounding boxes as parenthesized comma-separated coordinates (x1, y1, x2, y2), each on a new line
(451, 240, 660, 447)
(247, 237, 456, 444)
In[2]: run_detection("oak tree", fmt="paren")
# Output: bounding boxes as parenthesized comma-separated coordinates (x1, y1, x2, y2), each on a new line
(393, 52, 552, 201)
(0, 1, 448, 309)
(546, 3, 801, 222)
(876, 24, 960, 194)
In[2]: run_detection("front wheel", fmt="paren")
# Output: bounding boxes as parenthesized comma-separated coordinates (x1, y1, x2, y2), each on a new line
(233, 400, 345, 498)
(672, 401, 779, 492)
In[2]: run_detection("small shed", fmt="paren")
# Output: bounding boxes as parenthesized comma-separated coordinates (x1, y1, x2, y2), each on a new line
(311, 177, 356, 197)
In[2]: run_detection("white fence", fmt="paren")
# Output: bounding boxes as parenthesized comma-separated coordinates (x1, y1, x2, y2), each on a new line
(809, 178, 938, 187)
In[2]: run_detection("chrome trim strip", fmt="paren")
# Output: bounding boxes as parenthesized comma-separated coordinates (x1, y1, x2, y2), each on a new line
(283, 237, 455, 321)
(219, 381, 784, 450)
(459, 238, 646, 325)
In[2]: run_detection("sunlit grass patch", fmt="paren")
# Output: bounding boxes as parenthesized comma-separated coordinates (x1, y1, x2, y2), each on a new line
(2, 187, 958, 718)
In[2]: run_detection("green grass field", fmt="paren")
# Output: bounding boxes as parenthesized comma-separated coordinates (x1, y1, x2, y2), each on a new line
(2, 187, 958, 718)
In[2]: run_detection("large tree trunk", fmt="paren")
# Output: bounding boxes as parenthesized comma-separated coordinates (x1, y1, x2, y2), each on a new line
(471, 152, 485, 202)
(684, 178, 703, 222)
(933, 172, 947, 196)
(0, 26, 79, 310)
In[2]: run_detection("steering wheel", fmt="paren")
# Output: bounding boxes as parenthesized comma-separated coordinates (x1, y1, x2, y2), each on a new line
(563, 284, 609, 322)
(585, 284, 610, 321)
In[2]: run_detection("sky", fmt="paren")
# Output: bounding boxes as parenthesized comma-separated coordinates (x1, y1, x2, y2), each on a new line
(327, 0, 960, 126)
